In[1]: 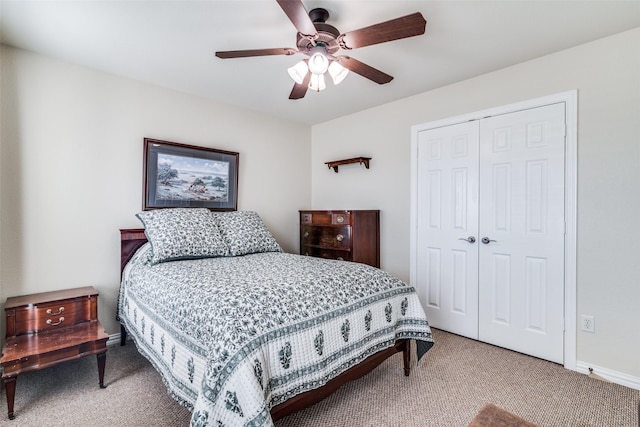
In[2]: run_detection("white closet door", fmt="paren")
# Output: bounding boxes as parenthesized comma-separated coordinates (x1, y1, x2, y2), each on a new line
(478, 103, 566, 363)
(416, 121, 480, 339)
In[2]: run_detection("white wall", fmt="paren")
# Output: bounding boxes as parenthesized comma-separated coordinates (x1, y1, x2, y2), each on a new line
(0, 45, 311, 337)
(2, 27, 639, 386)
(311, 28, 640, 382)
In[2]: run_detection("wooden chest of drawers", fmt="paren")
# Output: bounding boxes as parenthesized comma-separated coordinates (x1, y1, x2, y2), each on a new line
(1, 286, 108, 420)
(299, 210, 380, 268)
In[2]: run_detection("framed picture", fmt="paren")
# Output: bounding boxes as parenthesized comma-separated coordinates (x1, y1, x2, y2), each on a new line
(143, 138, 239, 211)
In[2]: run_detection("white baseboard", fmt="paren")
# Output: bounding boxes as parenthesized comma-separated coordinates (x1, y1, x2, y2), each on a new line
(576, 360, 640, 391)
(108, 332, 122, 346)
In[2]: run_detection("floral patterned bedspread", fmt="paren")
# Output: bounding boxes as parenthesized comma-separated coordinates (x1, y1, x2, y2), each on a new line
(118, 243, 433, 427)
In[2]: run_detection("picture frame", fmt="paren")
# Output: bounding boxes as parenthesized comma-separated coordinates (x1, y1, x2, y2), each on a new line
(143, 138, 239, 211)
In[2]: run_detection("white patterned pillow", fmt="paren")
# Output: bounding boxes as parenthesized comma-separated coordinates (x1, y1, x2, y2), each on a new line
(214, 211, 282, 256)
(136, 208, 229, 264)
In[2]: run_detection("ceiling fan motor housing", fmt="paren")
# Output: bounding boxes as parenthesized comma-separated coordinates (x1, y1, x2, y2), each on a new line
(296, 8, 340, 54)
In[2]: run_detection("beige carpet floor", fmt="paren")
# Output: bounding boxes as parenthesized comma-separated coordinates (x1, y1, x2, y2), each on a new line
(1, 329, 638, 426)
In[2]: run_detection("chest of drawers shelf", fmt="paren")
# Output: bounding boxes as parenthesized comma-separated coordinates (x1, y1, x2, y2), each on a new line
(299, 210, 380, 268)
(0, 286, 108, 420)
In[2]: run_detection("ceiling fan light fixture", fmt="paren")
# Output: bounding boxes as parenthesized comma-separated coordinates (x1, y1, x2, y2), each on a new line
(328, 61, 349, 85)
(307, 47, 330, 75)
(309, 73, 326, 92)
(287, 60, 309, 84)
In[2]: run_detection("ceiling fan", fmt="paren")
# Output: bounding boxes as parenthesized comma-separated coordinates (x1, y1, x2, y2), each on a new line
(215, 0, 427, 100)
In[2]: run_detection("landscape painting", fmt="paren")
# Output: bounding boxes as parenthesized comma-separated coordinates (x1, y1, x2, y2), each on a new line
(143, 138, 239, 211)
(155, 153, 229, 202)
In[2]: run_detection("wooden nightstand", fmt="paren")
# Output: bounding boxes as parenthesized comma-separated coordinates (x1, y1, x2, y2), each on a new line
(0, 286, 109, 420)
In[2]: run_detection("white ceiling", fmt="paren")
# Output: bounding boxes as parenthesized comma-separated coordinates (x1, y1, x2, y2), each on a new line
(1, 1, 639, 125)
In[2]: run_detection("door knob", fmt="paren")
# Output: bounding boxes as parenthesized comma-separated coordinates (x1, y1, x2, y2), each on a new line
(458, 236, 476, 244)
(481, 237, 497, 244)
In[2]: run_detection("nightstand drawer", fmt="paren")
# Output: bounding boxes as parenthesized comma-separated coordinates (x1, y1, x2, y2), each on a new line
(13, 298, 93, 335)
(4, 286, 99, 337)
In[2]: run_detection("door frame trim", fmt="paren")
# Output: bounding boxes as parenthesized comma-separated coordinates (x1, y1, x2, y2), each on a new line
(410, 90, 577, 370)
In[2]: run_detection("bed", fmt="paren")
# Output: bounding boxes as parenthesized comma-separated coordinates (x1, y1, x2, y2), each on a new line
(118, 209, 434, 426)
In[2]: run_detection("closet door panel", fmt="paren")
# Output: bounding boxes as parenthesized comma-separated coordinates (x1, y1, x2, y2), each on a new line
(416, 121, 480, 339)
(478, 103, 566, 364)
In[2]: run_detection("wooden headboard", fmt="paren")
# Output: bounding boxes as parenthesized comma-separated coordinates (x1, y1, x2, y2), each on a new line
(120, 228, 147, 273)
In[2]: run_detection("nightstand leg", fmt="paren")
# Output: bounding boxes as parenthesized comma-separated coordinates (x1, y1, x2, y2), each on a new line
(4, 376, 16, 420)
(97, 352, 107, 389)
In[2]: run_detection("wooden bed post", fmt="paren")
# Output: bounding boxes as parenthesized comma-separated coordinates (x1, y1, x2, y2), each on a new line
(403, 339, 411, 376)
(119, 229, 147, 347)
(120, 325, 127, 346)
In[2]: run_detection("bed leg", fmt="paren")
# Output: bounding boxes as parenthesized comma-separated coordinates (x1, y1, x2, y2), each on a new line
(402, 340, 411, 376)
(120, 324, 127, 346)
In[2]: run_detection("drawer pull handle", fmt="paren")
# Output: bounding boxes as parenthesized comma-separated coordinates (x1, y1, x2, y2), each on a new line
(336, 234, 344, 242)
(46, 307, 65, 316)
(303, 231, 309, 238)
(46, 317, 65, 326)
(336, 216, 344, 223)
(337, 257, 344, 261)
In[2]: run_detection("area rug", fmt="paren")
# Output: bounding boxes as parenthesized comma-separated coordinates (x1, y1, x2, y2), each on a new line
(468, 403, 539, 427)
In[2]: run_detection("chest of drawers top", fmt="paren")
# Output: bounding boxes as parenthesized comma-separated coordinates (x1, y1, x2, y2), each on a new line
(300, 210, 354, 225)
(4, 286, 99, 338)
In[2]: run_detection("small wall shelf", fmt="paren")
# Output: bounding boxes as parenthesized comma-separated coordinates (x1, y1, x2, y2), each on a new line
(325, 157, 372, 173)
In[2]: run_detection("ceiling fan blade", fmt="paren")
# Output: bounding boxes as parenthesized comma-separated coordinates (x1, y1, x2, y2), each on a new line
(336, 56, 393, 84)
(276, 0, 317, 39)
(338, 12, 426, 49)
(215, 48, 297, 59)
(289, 72, 311, 100)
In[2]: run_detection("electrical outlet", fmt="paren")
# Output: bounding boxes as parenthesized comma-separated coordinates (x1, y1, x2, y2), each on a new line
(580, 314, 595, 333)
